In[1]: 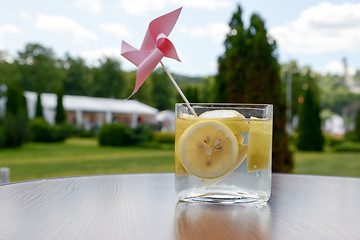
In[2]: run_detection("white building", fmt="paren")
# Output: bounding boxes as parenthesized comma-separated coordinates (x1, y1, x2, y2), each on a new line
(24, 92, 158, 130)
(155, 110, 175, 133)
(324, 115, 345, 136)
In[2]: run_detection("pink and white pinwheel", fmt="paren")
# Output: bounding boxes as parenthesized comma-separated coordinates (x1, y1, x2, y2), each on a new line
(121, 8, 182, 98)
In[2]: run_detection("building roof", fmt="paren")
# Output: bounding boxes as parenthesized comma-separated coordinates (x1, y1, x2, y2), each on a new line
(156, 110, 175, 122)
(25, 92, 158, 115)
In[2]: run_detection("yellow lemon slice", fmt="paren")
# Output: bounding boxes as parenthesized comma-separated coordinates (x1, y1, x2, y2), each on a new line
(202, 143, 248, 186)
(178, 120, 239, 179)
(248, 118, 272, 172)
(199, 110, 249, 134)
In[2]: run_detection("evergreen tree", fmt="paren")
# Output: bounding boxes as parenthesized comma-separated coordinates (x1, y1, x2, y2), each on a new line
(4, 84, 30, 147)
(297, 86, 324, 151)
(213, 5, 293, 172)
(55, 89, 66, 124)
(356, 108, 360, 141)
(35, 92, 43, 118)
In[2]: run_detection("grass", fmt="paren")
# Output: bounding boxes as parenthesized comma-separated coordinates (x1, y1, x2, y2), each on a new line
(293, 151, 360, 177)
(0, 138, 360, 182)
(0, 138, 174, 182)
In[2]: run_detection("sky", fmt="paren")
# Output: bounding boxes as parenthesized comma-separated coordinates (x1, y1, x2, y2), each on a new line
(1, 0, 360, 77)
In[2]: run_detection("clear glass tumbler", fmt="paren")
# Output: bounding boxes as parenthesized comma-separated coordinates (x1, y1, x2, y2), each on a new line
(175, 103, 273, 204)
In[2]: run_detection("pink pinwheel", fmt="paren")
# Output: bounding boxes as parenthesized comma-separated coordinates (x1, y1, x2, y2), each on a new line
(121, 7, 197, 116)
(121, 8, 182, 98)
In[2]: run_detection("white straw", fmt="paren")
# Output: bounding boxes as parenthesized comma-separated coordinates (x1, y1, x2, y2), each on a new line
(160, 61, 198, 117)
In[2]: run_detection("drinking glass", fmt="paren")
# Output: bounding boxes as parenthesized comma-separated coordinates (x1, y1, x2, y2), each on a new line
(175, 103, 273, 204)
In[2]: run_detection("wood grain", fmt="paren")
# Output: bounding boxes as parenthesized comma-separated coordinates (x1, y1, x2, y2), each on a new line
(0, 173, 359, 240)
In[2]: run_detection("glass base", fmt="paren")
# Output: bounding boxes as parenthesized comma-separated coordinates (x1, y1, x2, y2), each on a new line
(179, 192, 269, 204)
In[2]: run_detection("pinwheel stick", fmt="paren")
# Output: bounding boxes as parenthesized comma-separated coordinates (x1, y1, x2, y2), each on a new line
(160, 61, 198, 117)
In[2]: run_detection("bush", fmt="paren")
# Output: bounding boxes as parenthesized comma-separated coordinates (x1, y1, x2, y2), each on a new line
(153, 132, 175, 143)
(72, 128, 96, 138)
(98, 123, 135, 146)
(324, 134, 344, 148)
(30, 118, 52, 142)
(133, 125, 154, 143)
(4, 112, 30, 147)
(344, 130, 359, 142)
(30, 118, 72, 142)
(332, 141, 360, 152)
(98, 123, 156, 146)
(51, 124, 72, 142)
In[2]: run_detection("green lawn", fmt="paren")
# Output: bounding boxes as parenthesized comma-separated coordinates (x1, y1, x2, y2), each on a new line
(0, 138, 175, 182)
(0, 138, 359, 182)
(293, 151, 360, 177)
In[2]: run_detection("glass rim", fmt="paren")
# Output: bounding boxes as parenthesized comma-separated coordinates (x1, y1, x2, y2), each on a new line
(175, 103, 273, 107)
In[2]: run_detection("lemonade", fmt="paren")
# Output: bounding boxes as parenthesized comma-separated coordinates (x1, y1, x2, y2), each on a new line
(175, 104, 273, 204)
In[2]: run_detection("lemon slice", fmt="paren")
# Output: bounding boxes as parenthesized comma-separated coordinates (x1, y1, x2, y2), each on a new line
(178, 120, 239, 179)
(202, 143, 248, 186)
(199, 110, 249, 134)
(248, 118, 272, 172)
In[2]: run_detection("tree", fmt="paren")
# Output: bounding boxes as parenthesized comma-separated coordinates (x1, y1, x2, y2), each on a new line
(63, 54, 93, 96)
(354, 107, 360, 141)
(131, 68, 175, 110)
(297, 86, 324, 151)
(0, 51, 21, 86)
(55, 89, 66, 124)
(149, 69, 175, 110)
(213, 5, 293, 172)
(35, 92, 43, 118)
(177, 85, 201, 103)
(200, 77, 213, 103)
(16, 43, 65, 93)
(92, 57, 126, 98)
(4, 84, 30, 147)
(126, 70, 154, 105)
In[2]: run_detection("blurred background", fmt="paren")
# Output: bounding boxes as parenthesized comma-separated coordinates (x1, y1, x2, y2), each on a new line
(1, 0, 360, 183)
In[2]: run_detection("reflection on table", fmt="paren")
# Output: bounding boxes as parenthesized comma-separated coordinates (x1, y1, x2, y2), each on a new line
(175, 202, 271, 240)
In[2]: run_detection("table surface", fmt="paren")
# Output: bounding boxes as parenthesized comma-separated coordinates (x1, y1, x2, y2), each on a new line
(0, 173, 359, 240)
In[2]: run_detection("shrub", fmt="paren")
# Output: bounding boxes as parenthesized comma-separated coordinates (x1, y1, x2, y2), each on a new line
(31, 118, 72, 142)
(324, 134, 344, 148)
(344, 130, 359, 142)
(30, 118, 52, 142)
(51, 124, 72, 142)
(133, 125, 154, 144)
(98, 123, 135, 146)
(72, 127, 96, 138)
(153, 132, 175, 143)
(332, 142, 360, 152)
(4, 112, 30, 147)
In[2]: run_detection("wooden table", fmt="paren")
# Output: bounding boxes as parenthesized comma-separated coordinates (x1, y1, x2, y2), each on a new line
(0, 173, 359, 240)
